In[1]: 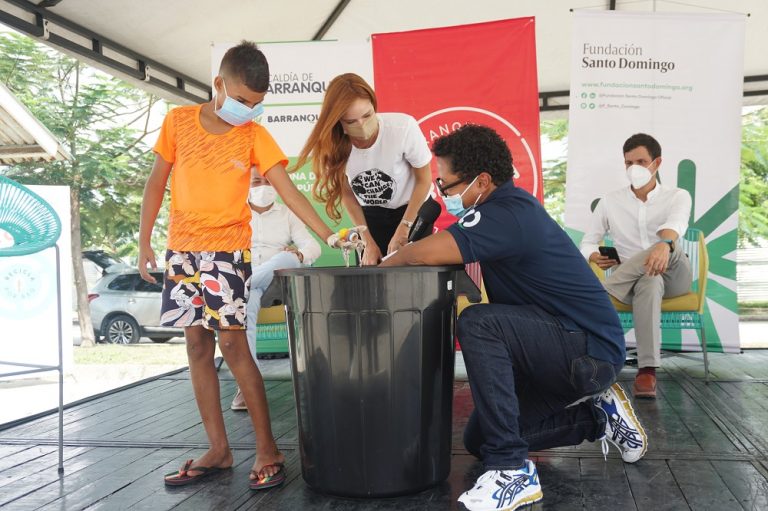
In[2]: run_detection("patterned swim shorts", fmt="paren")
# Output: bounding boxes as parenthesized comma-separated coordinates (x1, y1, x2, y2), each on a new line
(160, 249, 252, 330)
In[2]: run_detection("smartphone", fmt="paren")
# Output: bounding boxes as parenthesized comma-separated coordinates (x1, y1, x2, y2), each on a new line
(598, 246, 621, 264)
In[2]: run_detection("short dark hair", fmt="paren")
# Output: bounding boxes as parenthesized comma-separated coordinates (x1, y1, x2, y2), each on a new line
(623, 133, 661, 160)
(219, 41, 269, 93)
(432, 124, 514, 186)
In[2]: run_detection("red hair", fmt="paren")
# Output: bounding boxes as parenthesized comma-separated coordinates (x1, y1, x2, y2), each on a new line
(293, 73, 377, 221)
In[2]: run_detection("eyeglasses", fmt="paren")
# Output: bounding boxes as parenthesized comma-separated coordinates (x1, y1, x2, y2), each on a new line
(435, 177, 468, 197)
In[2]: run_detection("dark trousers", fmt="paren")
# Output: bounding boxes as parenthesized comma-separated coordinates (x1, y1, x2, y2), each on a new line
(362, 204, 407, 255)
(458, 303, 622, 470)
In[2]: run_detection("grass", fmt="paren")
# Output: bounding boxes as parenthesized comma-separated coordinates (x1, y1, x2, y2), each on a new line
(73, 341, 214, 366)
(740, 301, 768, 309)
(739, 302, 768, 317)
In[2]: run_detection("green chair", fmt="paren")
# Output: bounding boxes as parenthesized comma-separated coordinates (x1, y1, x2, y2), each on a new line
(591, 228, 710, 382)
(0, 175, 65, 472)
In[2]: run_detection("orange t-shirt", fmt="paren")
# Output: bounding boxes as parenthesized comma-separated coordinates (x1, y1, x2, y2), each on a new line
(153, 105, 288, 251)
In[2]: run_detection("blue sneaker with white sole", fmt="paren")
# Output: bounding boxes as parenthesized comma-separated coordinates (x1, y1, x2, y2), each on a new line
(595, 382, 648, 463)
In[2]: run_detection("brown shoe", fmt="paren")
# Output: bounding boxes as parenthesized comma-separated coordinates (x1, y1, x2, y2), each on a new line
(632, 373, 657, 399)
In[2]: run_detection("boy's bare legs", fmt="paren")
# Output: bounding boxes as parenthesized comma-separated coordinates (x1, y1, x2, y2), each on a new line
(218, 329, 284, 479)
(183, 325, 233, 474)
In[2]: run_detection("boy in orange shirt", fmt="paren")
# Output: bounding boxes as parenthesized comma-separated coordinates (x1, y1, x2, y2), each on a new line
(138, 41, 339, 489)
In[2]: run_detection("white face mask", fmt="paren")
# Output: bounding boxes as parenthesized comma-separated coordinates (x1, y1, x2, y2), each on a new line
(249, 185, 276, 207)
(626, 164, 654, 189)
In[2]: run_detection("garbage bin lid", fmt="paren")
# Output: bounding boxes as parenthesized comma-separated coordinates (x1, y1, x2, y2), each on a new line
(275, 265, 465, 277)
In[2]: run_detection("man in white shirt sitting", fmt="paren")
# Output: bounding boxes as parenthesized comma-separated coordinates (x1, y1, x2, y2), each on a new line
(231, 171, 322, 410)
(580, 133, 692, 399)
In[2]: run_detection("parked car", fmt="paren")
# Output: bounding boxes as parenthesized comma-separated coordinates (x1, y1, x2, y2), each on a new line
(82, 250, 130, 272)
(82, 249, 131, 292)
(88, 269, 182, 344)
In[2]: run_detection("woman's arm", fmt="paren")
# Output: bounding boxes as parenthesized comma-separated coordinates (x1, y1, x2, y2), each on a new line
(265, 163, 334, 242)
(388, 163, 432, 254)
(379, 230, 462, 267)
(341, 179, 382, 265)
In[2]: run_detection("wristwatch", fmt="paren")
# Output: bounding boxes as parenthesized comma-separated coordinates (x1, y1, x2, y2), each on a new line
(401, 219, 414, 228)
(660, 239, 675, 252)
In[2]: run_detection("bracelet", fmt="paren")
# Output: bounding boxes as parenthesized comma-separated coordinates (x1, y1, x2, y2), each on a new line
(401, 219, 414, 228)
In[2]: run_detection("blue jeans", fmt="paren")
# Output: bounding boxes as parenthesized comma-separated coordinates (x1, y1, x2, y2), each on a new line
(246, 251, 301, 363)
(458, 303, 622, 470)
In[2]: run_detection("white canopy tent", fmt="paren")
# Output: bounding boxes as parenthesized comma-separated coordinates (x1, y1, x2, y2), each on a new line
(0, 0, 766, 113)
(0, 81, 72, 164)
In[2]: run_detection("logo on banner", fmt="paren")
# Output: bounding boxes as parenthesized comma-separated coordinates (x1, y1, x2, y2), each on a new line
(351, 169, 396, 205)
(417, 107, 539, 198)
(0, 257, 52, 316)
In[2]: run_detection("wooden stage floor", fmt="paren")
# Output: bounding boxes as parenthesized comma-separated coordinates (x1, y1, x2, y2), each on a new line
(1, 351, 768, 510)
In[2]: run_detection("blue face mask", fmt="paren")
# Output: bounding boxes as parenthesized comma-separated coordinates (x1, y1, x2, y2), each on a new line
(214, 79, 264, 126)
(443, 176, 480, 217)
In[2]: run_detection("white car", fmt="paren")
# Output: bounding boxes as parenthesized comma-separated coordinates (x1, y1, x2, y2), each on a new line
(88, 269, 182, 344)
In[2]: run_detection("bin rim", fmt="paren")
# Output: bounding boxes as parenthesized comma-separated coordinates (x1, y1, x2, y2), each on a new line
(275, 264, 465, 277)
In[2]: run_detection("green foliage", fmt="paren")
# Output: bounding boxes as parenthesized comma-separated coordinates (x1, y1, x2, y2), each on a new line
(0, 32, 164, 257)
(540, 119, 568, 225)
(739, 107, 768, 247)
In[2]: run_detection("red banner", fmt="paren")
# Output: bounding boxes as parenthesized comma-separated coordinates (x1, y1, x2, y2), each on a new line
(371, 17, 543, 231)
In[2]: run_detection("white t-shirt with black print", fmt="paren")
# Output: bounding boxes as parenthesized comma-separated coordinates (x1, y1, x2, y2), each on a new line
(346, 113, 432, 209)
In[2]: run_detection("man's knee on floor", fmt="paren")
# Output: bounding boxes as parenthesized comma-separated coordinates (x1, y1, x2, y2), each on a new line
(462, 415, 483, 459)
(463, 428, 482, 459)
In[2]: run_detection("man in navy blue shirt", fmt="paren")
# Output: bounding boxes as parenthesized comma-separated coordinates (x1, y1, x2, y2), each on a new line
(381, 125, 647, 511)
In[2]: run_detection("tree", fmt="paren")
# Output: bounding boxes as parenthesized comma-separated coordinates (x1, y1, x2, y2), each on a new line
(540, 119, 569, 225)
(0, 32, 162, 347)
(739, 107, 768, 247)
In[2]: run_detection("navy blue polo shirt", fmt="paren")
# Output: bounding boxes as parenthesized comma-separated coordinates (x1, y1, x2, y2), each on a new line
(447, 181, 625, 366)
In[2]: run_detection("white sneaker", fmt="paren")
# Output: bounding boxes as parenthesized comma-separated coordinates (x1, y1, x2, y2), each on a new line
(458, 460, 543, 511)
(595, 383, 648, 463)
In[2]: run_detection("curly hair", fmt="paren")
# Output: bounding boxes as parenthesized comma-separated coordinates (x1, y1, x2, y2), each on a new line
(432, 124, 514, 185)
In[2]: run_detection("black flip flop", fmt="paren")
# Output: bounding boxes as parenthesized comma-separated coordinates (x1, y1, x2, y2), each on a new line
(164, 459, 230, 486)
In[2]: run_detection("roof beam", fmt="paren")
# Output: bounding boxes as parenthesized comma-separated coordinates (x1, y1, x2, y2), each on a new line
(313, 0, 351, 40)
(745, 74, 768, 97)
(0, 143, 48, 156)
(0, 0, 211, 103)
(539, 90, 570, 112)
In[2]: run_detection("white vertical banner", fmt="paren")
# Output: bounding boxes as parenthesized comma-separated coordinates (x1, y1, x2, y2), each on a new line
(0, 185, 73, 373)
(211, 40, 372, 266)
(565, 11, 745, 353)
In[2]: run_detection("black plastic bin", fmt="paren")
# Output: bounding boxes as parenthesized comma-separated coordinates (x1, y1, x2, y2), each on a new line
(276, 265, 463, 498)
